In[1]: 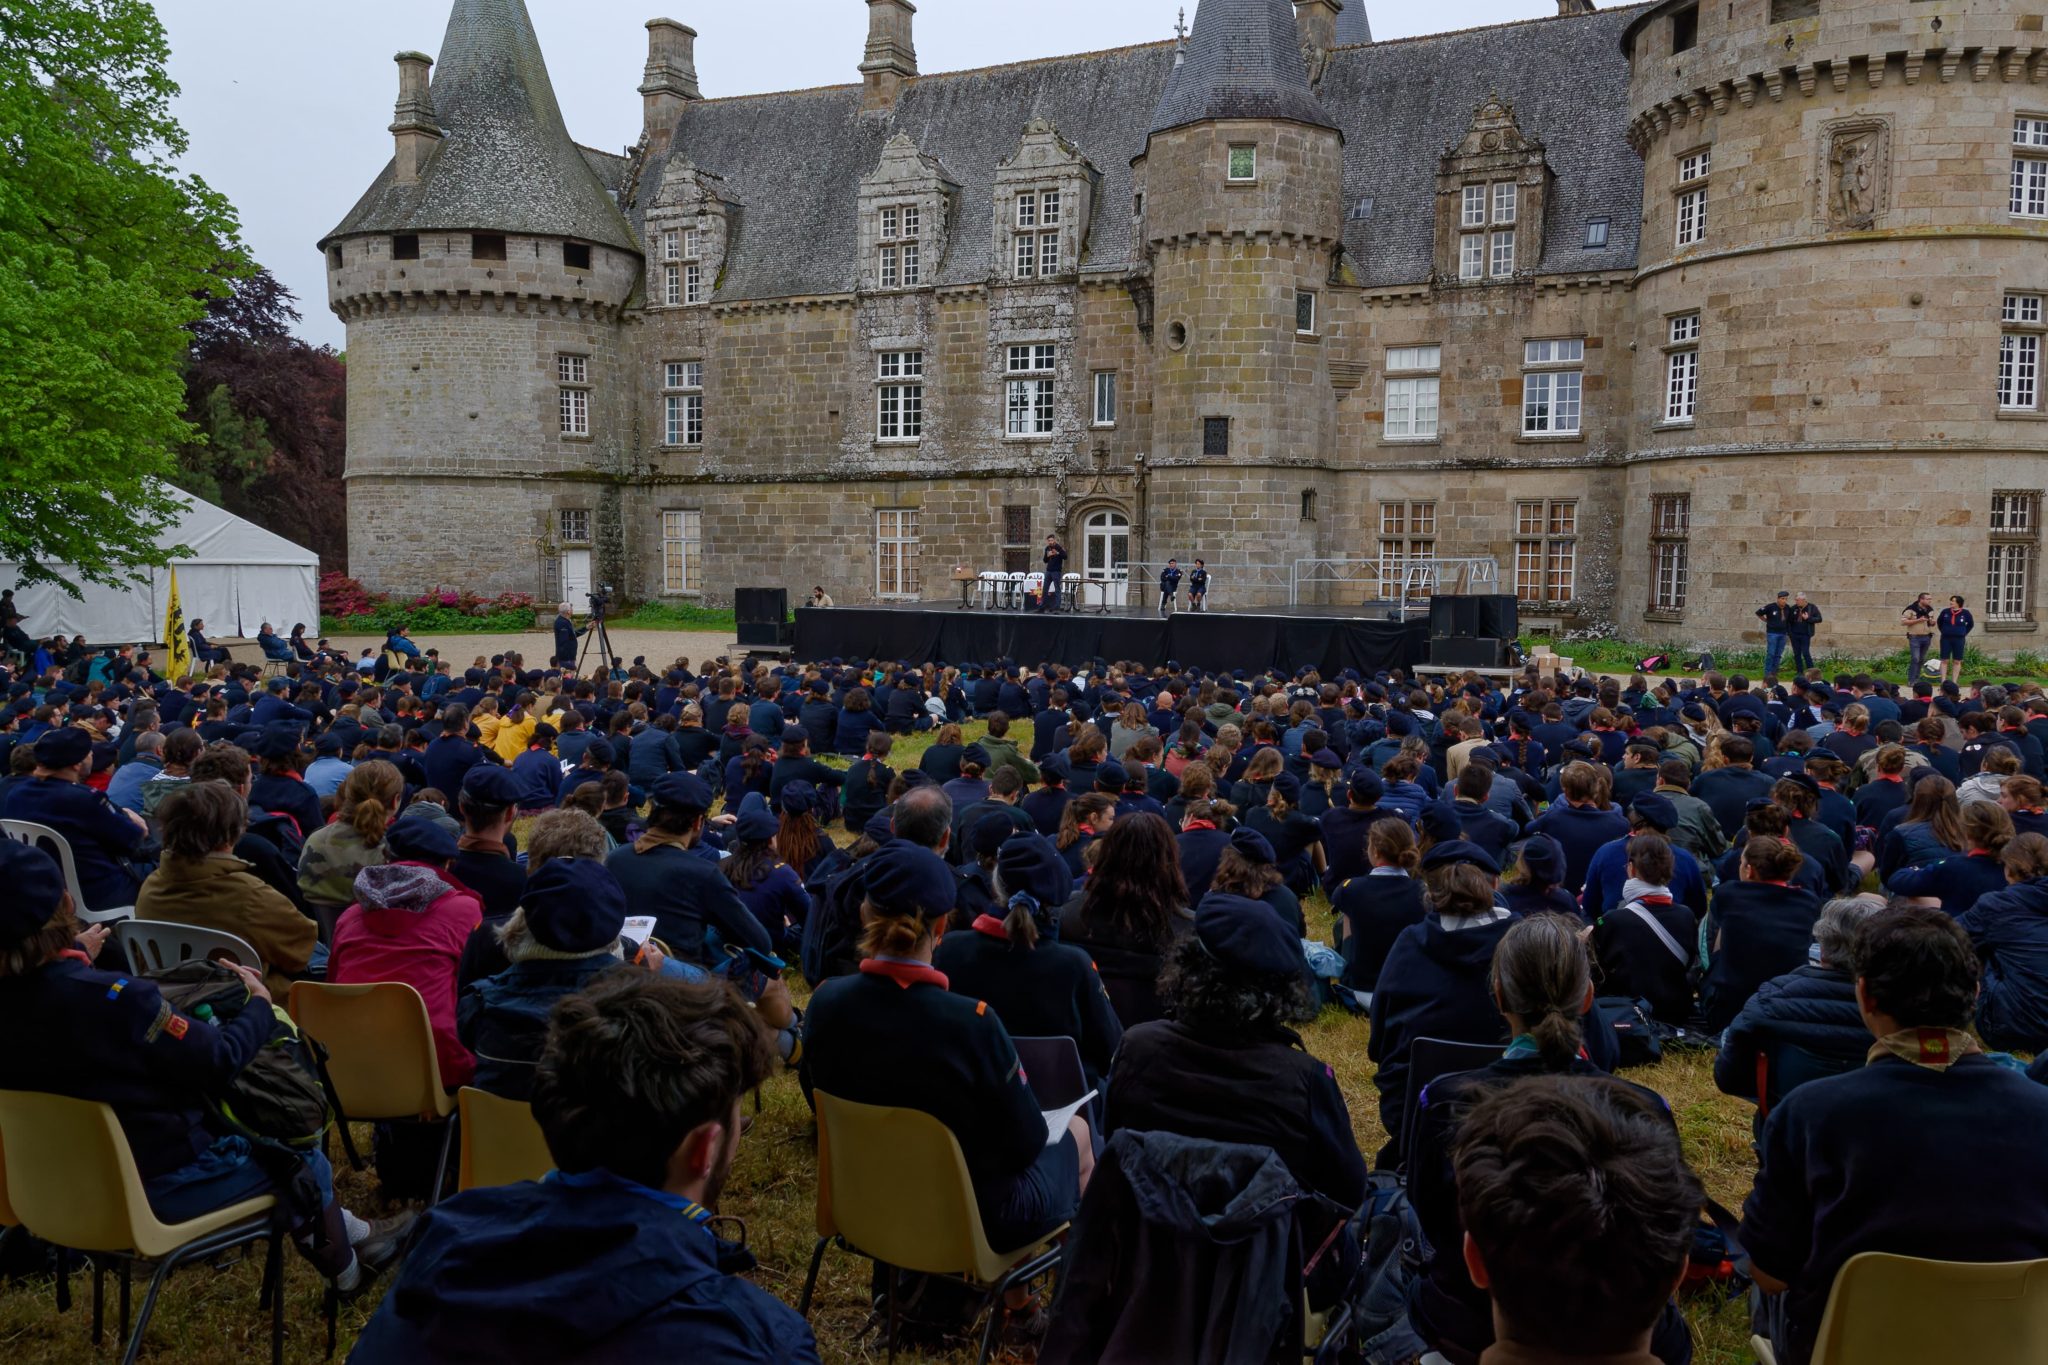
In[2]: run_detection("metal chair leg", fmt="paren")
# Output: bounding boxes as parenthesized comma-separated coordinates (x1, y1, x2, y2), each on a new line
(885, 1267, 898, 1365)
(118, 1257, 132, 1345)
(91, 1258, 104, 1346)
(120, 1254, 182, 1365)
(797, 1236, 829, 1317)
(269, 1234, 286, 1365)
(324, 1283, 339, 1359)
(428, 1113, 458, 1207)
(55, 1248, 70, 1314)
(974, 1284, 1006, 1365)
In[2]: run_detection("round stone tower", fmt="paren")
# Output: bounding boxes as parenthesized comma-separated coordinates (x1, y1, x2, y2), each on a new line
(1618, 0, 2048, 643)
(321, 0, 641, 597)
(1131, 0, 1346, 604)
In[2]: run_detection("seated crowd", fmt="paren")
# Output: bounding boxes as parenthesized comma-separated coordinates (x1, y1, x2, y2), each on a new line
(3, 638, 2048, 1363)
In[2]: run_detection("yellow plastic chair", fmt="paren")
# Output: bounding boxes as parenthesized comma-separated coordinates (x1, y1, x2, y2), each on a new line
(456, 1087, 554, 1191)
(287, 981, 458, 1203)
(799, 1091, 1066, 1365)
(0, 1089, 312, 1365)
(1752, 1252, 2048, 1365)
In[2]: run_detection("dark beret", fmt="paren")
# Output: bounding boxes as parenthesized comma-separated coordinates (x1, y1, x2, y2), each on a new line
(1518, 835, 1564, 884)
(1095, 760, 1128, 793)
(734, 807, 779, 842)
(1194, 893, 1305, 978)
(33, 727, 91, 769)
(960, 744, 992, 770)
(462, 765, 523, 807)
(995, 832, 1072, 907)
(863, 843, 955, 920)
(779, 780, 817, 817)
(972, 811, 1016, 857)
(1419, 800, 1464, 844)
(1420, 839, 1501, 875)
(1270, 771, 1302, 804)
(521, 859, 626, 954)
(1629, 793, 1678, 832)
(651, 772, 715, 812)
(1348, 769, 1385, 803)
(862, 810, 896, 844)
(0, 840, 67, 943)
(385, 816, 459, 863)
(1309, 749, 1342, 769)
(1230, 826, 1275, 865)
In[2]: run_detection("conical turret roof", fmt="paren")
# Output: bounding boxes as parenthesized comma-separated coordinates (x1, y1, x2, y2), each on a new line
(323, 0, 637, 252)
(1147, 0, 1338, 138)
(1335, 1, 1373, 44)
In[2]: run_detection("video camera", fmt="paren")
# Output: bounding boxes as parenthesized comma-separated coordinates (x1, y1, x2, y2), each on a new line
(587, 584, 614, 619)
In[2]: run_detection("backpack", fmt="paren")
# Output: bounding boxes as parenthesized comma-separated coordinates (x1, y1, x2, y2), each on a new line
(800, 855, 869, 987)
(153, 960, 333, 1149)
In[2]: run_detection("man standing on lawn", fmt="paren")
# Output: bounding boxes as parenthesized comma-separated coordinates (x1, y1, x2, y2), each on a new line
(1756, 591, 1791, 679)
(1786, 592, 1822, 677)
(1901, 592, 1935, 684)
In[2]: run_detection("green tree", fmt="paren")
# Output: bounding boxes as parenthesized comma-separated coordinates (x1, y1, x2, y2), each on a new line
(0, 0, 247, 587)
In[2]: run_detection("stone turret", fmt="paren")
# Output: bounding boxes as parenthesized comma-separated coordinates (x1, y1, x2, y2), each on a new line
(1134, 0, 1345, 598)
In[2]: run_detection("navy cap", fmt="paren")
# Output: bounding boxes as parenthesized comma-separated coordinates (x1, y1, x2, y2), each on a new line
(1194, 893, 1305, 978)
(584, 739, 615, 767)
(1781, 771, 1822, 797)
(1348, 769, 1385, 803)
(314, 732, 345, 756)
(960, 744, 992, 770)
(1419, 800, 1464, 844)
(1230, 826, 1275, 865)
(34, 727, 91, 769)
(386, 816, 459, 863)
(1038, 754, 1070, 784)
(1309, 748, 1342, 769)
(1421, 839, 1501, 875)
(266, 676, 290, 692)
(462, 764, 523, 807)
(779, 780, 817, 817)
(0, 840, 66, 943)
(1095, 760, 1128, 793)
(972, 811, 1016, 857)
(862, 810, 896, 844)
(735, 807, 779, 842)
(1270, 771, 1302, 804)
(1518, 834, 1564, 884)
(254, 722, 306, 760)
(1745, 796, 1780, 815)
(900, 769, 938, 791)
(864, 843, 956, 920)
(1387, 712, 1416, 737)
(651, 772, 715, 812)
(995, 832, 1073, 907)
(521, 859, 627, 954)
(1629, 792, 1678, 832)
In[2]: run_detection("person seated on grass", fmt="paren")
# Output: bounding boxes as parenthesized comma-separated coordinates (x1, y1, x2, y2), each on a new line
(800, 841, 1089, 1348)
(1588, 833, 1696, 1028)
(1454, 1075, 1706, 1365)
(1526, 761, 1629, 894)
(1954, 831, 2048, 1053)
(721, 806, 808, 957)
(1885, 799, 2012, 919)
(1055, 791, 1116, 879)
(0, 840, 413, 1304)
(1330, 817, 1427, 999)
(353, 972, 820, 1364)
(1210, 825, 1304, 935)
(1410, 915, 1695, 1365)
(1713, 895, 1884, 1135)
(1368, 842, 1514, 1167)
(1700, 835, 1824, 1033)
(138, 780, 316, 999)
(1742, 905, 2048, 1365)
(459, 858, 703, 1101)
(451, 764, 527, 923)
(1102, 888, 1365, 1305)
(1057, 812, 1192, 1028)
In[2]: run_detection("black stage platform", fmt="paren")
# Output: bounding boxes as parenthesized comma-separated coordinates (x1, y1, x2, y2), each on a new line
(794, 606, 1429, 676)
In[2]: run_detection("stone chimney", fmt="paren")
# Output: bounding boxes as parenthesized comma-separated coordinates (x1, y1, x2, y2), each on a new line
(860, 0, 918, 111)
(1556, 0, 1596, 13)
(389, 51, 442, 185)
(640, 19, 700, 160)
(1294, 0, 1342, 57)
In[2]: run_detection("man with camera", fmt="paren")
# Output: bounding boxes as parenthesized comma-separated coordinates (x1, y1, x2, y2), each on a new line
(552, 602, 583, 669)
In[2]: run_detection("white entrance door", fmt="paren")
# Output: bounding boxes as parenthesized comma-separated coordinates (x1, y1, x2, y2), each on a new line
(1083, 510, 1130, 608)
(560, 549, 592, 604)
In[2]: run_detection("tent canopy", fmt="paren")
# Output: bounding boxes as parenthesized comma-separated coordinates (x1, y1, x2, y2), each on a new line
(0, 484, 320, 643)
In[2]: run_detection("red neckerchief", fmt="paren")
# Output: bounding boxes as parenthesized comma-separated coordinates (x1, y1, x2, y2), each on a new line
(1183, 819, 1217, 832)
(858, 958, 949, 990)
(972, 914, 1009, 941)
(1636, 893, 1675, 907)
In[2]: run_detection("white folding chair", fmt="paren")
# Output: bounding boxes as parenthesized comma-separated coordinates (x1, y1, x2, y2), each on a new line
(1004, 572, 1027, 610)
(115, 920, 263, 976)
(976, 572, 1003, 610)
(0, 820, 134, 925)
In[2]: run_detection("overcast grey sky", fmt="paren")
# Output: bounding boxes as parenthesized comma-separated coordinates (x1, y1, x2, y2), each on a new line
(152, 0, 1561, 349)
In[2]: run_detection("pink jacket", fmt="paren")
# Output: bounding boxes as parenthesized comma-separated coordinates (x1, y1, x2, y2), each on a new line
(329, 862, 483, 1089)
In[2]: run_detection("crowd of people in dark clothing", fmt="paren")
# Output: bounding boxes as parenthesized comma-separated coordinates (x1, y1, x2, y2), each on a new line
(3, 623, 2048, 1364)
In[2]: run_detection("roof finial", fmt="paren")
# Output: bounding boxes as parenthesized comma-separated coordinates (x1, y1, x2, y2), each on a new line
(1174, 7, 1188, 64)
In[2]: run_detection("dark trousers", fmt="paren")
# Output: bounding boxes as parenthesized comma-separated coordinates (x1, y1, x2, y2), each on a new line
(1789, 636, 1815, 673)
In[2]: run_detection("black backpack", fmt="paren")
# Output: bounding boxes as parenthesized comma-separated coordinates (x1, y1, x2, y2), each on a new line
(153, 960, 333, 1149)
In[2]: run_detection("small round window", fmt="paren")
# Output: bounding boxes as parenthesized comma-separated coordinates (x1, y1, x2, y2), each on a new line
(1168, 321, 1188, 351)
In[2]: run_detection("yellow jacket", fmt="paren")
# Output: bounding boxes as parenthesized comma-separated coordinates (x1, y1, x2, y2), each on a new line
(491, 713, 540, 763)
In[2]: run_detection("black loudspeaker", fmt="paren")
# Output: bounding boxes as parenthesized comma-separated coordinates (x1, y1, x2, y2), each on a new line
(737, 621, 794, 646)
(1430, 637, 1505, 669)
(1428, 595, 1519, 641)
(735, 588, 788, 626)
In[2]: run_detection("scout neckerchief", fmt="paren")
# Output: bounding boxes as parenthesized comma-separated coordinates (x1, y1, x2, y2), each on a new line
(1868, 1027, 1982, 1072)
(858, 955, 948, 990)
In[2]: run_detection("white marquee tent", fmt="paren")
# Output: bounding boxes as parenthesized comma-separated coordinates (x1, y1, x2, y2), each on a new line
(0, 485, 319, 644)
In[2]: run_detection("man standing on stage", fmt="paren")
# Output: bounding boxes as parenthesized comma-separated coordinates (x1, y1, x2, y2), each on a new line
(1188, 559, 1209, 613)
(1786, 591, 1822, 676)
(1043, 533, 1067, 613)
(1755, 590, 1791, 679)
(1158, 559, 1182, 617)
(1901, 591, 1935, 683)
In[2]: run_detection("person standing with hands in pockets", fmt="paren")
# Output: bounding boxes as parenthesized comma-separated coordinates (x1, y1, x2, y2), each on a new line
(1938, 595, 1975, 685)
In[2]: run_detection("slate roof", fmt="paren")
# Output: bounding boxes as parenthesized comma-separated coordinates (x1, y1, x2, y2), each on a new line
(644, 42, 1182, 302)
(1323, 6, 1647, 286)
(1335, 2, 1373, 45)
(1148, 0, 1337, 137)
(323, 0, 638, 252)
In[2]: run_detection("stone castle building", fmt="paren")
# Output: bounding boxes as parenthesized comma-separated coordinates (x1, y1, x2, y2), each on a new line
(325, 0, 2048, 656)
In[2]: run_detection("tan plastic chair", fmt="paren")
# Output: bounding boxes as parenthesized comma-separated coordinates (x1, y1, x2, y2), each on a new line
(1752, 1252, 2048, 1365)
(0, 1089, 306, 1365)
(456, 1087, 554, 1191)
(288, 981, 457, 1203)
(799, 1091, 1065, 1365)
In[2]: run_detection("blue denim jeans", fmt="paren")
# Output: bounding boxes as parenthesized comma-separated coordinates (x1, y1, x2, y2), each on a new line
(1764, 633, 1788, 678)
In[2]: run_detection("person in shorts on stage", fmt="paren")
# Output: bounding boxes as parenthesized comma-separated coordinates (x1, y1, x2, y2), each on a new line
(1158, 560, 1182, 617)
(1188, 560, 1209, 612)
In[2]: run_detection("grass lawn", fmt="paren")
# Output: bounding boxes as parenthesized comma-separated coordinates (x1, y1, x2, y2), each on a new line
(0, 721, 1760, 1364)
(1539, 633, 2046, 688)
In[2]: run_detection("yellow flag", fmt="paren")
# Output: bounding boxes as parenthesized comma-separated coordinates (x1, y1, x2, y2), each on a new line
(164, 568, 193, 679)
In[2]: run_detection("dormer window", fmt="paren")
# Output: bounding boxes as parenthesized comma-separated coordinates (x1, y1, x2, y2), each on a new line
(878, 203, 922, 290)
(1012, 188, 1062, 279)
(1458, 181, 1517, 281)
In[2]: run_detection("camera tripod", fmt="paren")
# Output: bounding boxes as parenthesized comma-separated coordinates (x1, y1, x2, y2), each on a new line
(577, 599, 617, 679)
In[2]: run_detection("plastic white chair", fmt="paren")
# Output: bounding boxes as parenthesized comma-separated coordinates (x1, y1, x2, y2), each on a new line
(976, 572, 1003, 610)
(1004, 572, 1027, 610)
(115, 920, 262, 976)
(0, 820, 134, 925)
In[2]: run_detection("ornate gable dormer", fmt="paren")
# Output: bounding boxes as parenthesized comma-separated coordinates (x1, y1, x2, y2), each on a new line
(645, 157, 736, 310)
(993, 119, 1099, 287)
(858, 133, 959, 294)
(1433, 96, 1552, 288)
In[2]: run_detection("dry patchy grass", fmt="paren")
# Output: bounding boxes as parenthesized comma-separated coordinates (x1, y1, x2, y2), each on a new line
(0, 721, 1763, 1364)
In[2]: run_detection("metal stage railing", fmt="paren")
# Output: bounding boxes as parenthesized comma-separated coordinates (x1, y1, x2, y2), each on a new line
(1289, 557, 1500, 620)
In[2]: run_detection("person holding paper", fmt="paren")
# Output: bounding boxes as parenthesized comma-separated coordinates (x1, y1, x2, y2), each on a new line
(934, 831, 1123, 1094)
(801, 842, 1090, 1345)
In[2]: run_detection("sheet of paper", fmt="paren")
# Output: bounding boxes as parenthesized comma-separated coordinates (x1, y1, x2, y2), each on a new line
(620, 916, 657, 949)
(1041, 1090, 1098, 1147)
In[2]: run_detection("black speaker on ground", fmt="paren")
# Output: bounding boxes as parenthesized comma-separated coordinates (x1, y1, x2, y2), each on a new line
(1430, 636, 1506, 669)
(736, 621, 793, 646)
(735, 587, 789, 627)
(1428, 594, 1519, 642)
